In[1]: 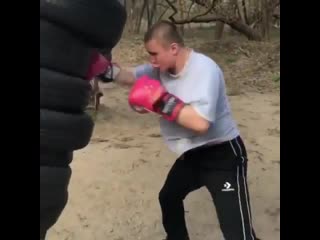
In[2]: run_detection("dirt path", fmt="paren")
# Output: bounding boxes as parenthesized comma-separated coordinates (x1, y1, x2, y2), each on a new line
(47, 86, 280, 240)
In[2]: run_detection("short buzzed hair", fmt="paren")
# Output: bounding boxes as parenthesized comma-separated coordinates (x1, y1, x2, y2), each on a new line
(144, 20, 184, 47)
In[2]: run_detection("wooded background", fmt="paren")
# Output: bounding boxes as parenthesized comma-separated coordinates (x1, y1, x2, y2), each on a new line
(121, 0, 280, 41)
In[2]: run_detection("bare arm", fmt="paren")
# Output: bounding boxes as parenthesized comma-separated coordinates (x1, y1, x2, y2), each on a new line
(176, 105, 210, 134)
(96, 64, 136, 86)
(99, 63, 155, 87)
(113, 67, 136, 86)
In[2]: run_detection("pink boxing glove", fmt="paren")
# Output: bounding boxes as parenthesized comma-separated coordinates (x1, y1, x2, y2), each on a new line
(85, 52, 111, 80)
(128, 75, 185, 121)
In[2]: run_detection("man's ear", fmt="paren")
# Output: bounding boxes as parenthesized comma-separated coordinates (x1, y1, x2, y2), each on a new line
(170, 43, 179, 56)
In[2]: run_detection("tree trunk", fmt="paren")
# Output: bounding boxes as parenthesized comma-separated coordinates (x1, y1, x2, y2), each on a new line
(214, 21, 225, 40)
(236, 0, 246, 24)
(146, 0, 151, 30)
(125, 0, 137, 33)
(148, 0, 157, 28)
(228, 19, 262, 40)
(135, 0, 147, 34)
(242, 0, 249, 24)
(261, 0, 271, 40)
(178, 0, 185, 36)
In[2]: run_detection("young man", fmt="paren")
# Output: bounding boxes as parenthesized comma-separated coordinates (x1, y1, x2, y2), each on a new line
(101, 20, 259, 240)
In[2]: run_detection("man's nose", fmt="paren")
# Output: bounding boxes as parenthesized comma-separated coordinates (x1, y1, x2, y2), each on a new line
(149, 56, 156, 64)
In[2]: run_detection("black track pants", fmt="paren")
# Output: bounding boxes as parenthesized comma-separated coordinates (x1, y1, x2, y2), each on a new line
(159, 136, 259, 240)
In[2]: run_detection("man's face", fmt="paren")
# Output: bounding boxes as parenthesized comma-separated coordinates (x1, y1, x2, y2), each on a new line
(145, 39, 178, 72)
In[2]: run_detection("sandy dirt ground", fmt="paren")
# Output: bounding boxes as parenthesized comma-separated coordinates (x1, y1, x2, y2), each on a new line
(47, 85, 280, 240)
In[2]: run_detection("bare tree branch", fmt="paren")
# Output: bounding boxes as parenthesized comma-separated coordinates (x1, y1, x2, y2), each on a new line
(157, 2, 171, 8)
(157, 6, 170, 21)
(164, 0, 178, 22)
(193, 0, 216, 19)
(192, 0, 209, 8)
(171, 15, 226, 24)
(165, 0, 218, 23)
(164, 0, 262, 41)
(187, 1, 195, 19)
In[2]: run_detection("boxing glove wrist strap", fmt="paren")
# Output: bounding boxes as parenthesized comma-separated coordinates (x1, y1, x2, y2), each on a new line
(98, 64, 120, 83)
(154, 93, 185, 121)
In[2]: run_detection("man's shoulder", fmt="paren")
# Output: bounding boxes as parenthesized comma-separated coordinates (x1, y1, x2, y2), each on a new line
(192, 51, 221, 72)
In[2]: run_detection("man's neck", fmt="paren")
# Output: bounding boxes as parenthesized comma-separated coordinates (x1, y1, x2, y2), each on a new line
(169, 47, 191, 75)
